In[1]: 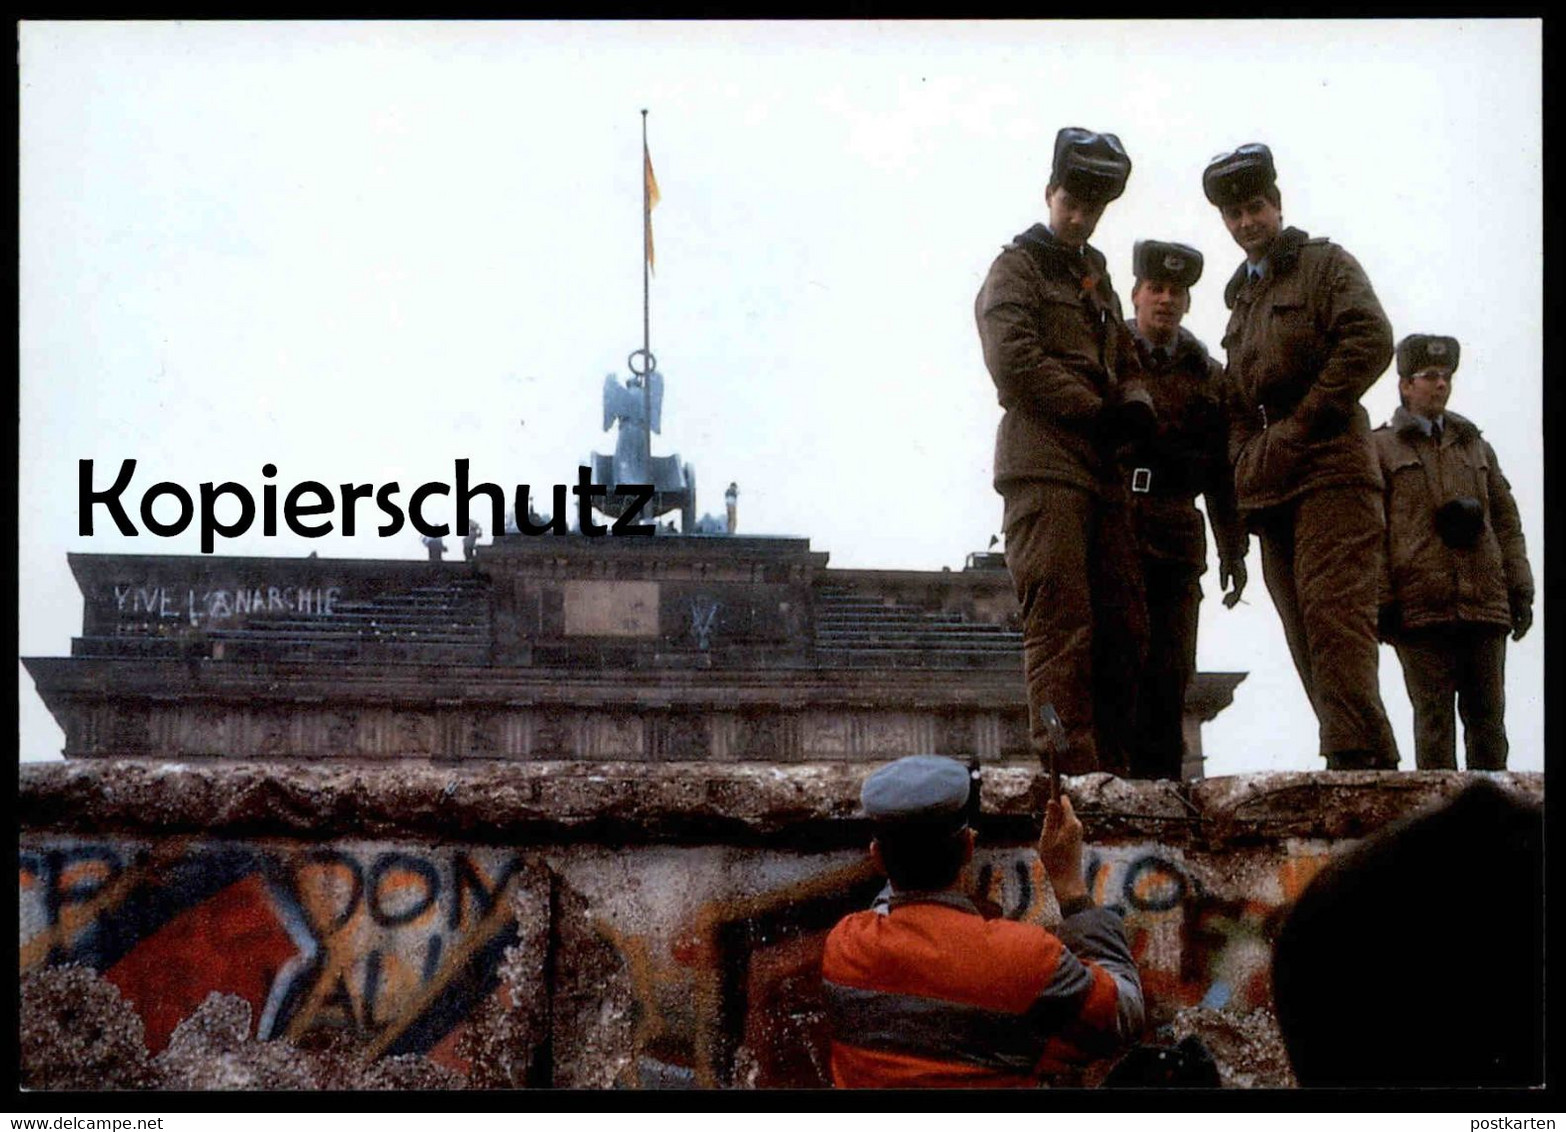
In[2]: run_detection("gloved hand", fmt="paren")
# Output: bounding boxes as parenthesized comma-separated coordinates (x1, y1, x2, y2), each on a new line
(1377, 602, 1402, 643)
(1219, 557, 1248, 608)
(1510, 590, 1533, 641)
(1099, 383, 1157, 455)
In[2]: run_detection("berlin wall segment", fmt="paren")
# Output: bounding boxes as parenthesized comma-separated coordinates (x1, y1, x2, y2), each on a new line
(18, 761, 1540, 1089)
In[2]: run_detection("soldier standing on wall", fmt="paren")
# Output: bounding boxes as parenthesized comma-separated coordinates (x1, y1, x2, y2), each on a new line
(1203, 143, 1400, 770)
(1373, 334, 1533, 770)
(1122, 240, 1248, 780)
(975, 127, 1153, 775)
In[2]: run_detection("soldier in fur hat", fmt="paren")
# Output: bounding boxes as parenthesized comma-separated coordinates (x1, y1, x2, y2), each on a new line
(1122, 240, 1248, 779)
(1373, 334, 1533, 769)
(975, 127, 1152, 775)
(1203, 143, 1400, 770)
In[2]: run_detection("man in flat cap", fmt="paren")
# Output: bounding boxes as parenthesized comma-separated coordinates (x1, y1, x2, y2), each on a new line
(1121, 240, 1248, 780)
(1373, 334, 1533, 769)
(975, 127, 1152, 775)
(821, 755, 1145, 1087)
(1202, 143, 1399, 770)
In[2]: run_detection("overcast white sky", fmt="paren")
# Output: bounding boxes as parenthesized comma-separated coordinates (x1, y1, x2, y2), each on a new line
(18, 20, 1543, 774)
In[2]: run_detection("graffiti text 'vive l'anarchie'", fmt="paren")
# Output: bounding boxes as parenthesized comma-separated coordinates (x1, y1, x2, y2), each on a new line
(115, 583, 342, 627)
(79, 459, 659, 553)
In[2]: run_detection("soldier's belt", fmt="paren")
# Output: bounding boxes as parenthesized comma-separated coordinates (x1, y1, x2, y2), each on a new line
(1128, 464, 1201, 497)
(1248, 396, 1302, 431)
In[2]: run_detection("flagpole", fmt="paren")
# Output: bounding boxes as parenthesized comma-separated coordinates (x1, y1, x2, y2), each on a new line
(641, 109, 652, 467)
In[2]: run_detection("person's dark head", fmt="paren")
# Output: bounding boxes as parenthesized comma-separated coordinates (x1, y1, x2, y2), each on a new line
(1271, 779, 1543, 1087)
(1203, 143, 1283, 262)
(1131, 240, 1203, 343)
(1395, 334, 1461, 414)
(872, 824, 974, 892)
(861, 755, 976, 893)
(1046, 127, 1131, 249)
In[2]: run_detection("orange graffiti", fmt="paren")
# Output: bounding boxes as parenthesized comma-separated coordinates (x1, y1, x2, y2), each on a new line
(19, 839, 194, 973)
(1278, 854, 1332, 903)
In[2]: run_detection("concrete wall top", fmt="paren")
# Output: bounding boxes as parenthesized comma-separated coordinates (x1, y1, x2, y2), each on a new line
(18, 760, 1542, 848)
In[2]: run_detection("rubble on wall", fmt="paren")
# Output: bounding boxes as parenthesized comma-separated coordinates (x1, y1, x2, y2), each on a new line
(1080, 1007, 1297, 1089)
(19, 968, 464, 1091)
(20, 965, 161, 1090)
(1166, 1007, 1297, 1089)
(153, 995, 465, 1090)
(155, 994, 317, 1090)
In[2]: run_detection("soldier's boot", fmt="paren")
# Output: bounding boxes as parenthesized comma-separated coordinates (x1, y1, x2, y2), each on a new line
(1325, 748, 1398, 771)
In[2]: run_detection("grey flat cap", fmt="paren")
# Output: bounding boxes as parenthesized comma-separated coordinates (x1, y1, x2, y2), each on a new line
(861, 755, 971, 828)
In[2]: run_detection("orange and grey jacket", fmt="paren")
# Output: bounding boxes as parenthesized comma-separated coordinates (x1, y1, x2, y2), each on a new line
(820, 890, 1145, 1088)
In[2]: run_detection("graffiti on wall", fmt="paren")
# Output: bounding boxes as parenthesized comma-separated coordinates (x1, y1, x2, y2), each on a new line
(19, 835, 1332, 1087)
(577, 841, 1332, 1088)
(976, 844, 1332, 1014)
(110, 584, 343, 628)
(18, 838, 525, 1071)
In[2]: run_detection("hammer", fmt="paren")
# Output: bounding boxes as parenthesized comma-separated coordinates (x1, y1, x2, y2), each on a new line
(1037, 702, 1067, 803)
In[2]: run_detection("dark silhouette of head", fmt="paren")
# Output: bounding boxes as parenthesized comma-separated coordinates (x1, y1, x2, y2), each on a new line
(1271, 780, 1543, 1087)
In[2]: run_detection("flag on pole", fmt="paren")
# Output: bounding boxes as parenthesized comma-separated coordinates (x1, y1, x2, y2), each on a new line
(644, 143, 661, 274)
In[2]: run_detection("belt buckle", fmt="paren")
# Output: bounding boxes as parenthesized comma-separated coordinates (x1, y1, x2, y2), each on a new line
(1131, 467, 1152, 494)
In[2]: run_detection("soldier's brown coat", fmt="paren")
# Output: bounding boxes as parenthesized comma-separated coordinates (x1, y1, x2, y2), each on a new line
(1219, 225, 1398, 766)
(1125, 323, 1246, 571)
(1222, 226, 1392, 514)
(976, 223, 1148, 773)
(1374, 406, 1533, 633)
(1122, 323, 1245, 779)
(978, 224, 1146, 496)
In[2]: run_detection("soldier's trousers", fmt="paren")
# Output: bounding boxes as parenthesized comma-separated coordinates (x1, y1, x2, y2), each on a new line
(1392, 623, 1509, 770)
(1254, 485, 1399, 769)
(1003, 479, 1148, 774)
(1128, 560, 1202, 780)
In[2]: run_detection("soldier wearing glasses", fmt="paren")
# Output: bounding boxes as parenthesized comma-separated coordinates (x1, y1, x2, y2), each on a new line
(1374, 334, 1533, 770)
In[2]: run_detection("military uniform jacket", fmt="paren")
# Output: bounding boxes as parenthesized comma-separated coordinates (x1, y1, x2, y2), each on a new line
(1221, 227, 1394, 514)
(977, 223, 1146, 496)
(1374, 406, 1533, 633)
(1126, 322, 1246, 572)
(821, 891, 1144, 1087)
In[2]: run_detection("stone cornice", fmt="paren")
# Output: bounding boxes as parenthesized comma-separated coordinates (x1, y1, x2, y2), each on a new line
(21, 657, 1022, 708)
